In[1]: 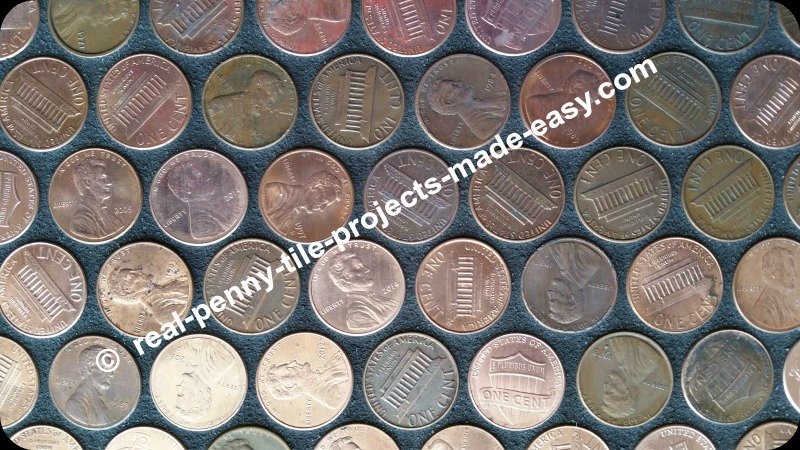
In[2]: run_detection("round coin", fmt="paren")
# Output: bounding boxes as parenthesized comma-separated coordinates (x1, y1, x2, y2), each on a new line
(417, 54, 510, 149)
(362, 0, 456, 56)
(209, 426, 289, 450)
(0, 1, 39, 59)
(106, 427, 184, 450)
(0, 150, 37, 244)
(677, 0, 768, 53)
(635, 425, 714, 450)
(470, 147, 565, 241)
(11, 425, 82, 450)
(257, 0, 351, 55)
(785, 156, 800, 229)
(573, 0, 665, 53)
(317, 424, 398, 450)
(151, 149, 247, 245)
(466, 0, 560, 56)
(0, 336, 37, 427)
(49, 0, 138, 55)
(784, 340, 800, 413)
(528, 426, 608, 450)
(150, 0, 243, 54)
(735, 422, 798, 450)
(423, 425, 502, 450)
(779, 4, 800, 46)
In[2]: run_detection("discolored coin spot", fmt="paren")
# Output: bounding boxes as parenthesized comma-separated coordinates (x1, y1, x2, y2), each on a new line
(677, 0, 768, 53)
(151, 0, 243, 54)
(466, 0, 560, 55)
(258, 0, 351, 55)
(362, 0, 456, 56)
(573, 0, 665, 53)
(50, 0, 138, 55)
(0, 1, 39, 59)
(0, 150, 38, 244)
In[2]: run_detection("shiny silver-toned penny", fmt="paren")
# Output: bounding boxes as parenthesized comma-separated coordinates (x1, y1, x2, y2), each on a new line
(736, 422, 798, 450)
(779, 4, 800, 46)
(470, 147, 565, 241)
(417, 238, 511, 333)
(0, 1, 38, 59)
(417, 54, 510, 149)
(364, 148, 458, 243)
(151, 149, 247, 245)
(466, 0, 560, 56)
(317, 424, 399, 450)
(731, 54, 800, 149)
(97, 54, 191, 150)
(50, 335, 140, 429)
(0, 242, 86, 338)
(106, 427, 184, 450)
(49, 0, 138, 55)
(310, 240, 404, 335)
(573, 0, 665, 53)
(49, 148, 142, 244)
(575, 147, 670, 242)
(628, 237, 722, 333)
(151, 334, 247, 431)
(786, 156, 800, 229)
(0, 336, 37, 427)
(578, 332, 672, 427)
(635, 425, 714, 450)
(204, 239, 300, 335)
(257, 0, 351, 56)
(209, 426, 289, 450)
(11, 425, 82, 450)
(151, 0, 243, 54)
(469, 333, 565, 430)
(683, 329, 773, 423)
(0, 57, 87, 150)
(734, 238, 800, 332)
(423, 425, 502, 450)
(784, 340, 800, 413)
(203, 55, 298, 149)
(626, 52, 720, 146)
(364, 332, 457, 429)
(528, 426, 609, 450)
(362, 0, 456, 56)
(259, 149, 353, 243)
(0, 150, 37, 244)
(677, 0, 768, 53)
(310, 54, 404, 149)
(522, 238, 617, 332)
(257, 332, 352, 429)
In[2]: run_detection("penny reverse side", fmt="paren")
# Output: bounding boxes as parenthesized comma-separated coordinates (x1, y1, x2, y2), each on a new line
(0, 336, 37, 428)
(573, 0, 665, 53)
(528, 426, 609, 450)
(257, 0, 351, 55)
(11, 426, 81, 450)
(49, 0, 138, 55)
(422, 425, 502, 450)
(0, 150, 37, 244)
(736, 422, 798, 450)
(317, 424, 399, 450)
(466, 0, 560, 55)
(635, 425, 714, 450)
(150, 0, 243, 54)
(362, 0, 456, 56)
(785, 155, 800, 230)
(677, 0, 768, 53)
(106, 427, 185, 450)
(209, 426, 290, 450)
(0, 1, 38, 59)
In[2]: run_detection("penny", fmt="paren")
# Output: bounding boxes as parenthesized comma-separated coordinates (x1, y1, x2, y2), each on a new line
(736, 422, 798, 450)
(151, 334, 247, 431)
(204, 239, 300, 334)
(0, 1, 38, 59)
(310, 54, 404, 149)
(49, 0, 138, 55)
(203, 55, 298, 149)
(0, 336, 37, 427)
(151, 0, 243, 54)
(259, 149, 353, 243)
(466, 0, 560, 55)
(779, 4, 800, 46)
(49, 148, 142, 244)
(528, 426, 608, 450)
(257, 332, 352, 429)
(626, 52, 720, 146)
(575, 147, 670, 242)
(364, 148, 458, 243)
(577, 332, 672, 427)
(522, 238, 617, 332)
(11, 425, 82, 450)
(422, 425, 502, 450)
(786, 156, 800, 229)
(257, 0, 351, 55)
(635, 425, 714, 450)
(97, 54, 191, 150)
(151, 149, 247, 245)
(784, 340, 800, 413)
(469, 333, 565, 430)
(417, 54, 510, 149)
(362, 0, 456, 56)
(106, 427, 184, 450)
(317, 424, 399, 450)
(0, 57, 87, 150)
(520, 53, 615, 149)
(0, 150, 37, 244)
(677, 0, 768, 53)
(731, 54, 800, 149)
(683, 329, 773, 423)
(364, 332, 457, 429)
(0, 242, 86, 338)
(416, 238, 511, 333)
(733, 238, 800, 332)
(573, 0, 665, 53)
(209, 426, 289, 450)
(310, 240, 404, 335)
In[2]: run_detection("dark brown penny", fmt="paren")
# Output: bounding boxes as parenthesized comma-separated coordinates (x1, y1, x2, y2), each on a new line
(0, 336, 37, 428)
(0, 1, 38, 59)
(0, 150, 37, 244)
(573, 0, 665, 53)
(257, 0, 351, 55)
(150, 0, 243, 54)
(362, 0, 456, 56)
(736, 422, 798, 450)
(786, 155, 800, 230)
(466, 0, 560, 56)
(49, 0, 139, 55)
(779, 4, 800, 46)
(677, 0, 769, 53)
(11, 426, 81, 450)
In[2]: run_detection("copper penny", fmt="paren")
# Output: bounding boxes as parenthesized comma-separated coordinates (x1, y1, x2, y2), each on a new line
(784, 339, 800, 413)
(0, 336, 37, 427)
(257, 0, 351, 55)
(0, 150, 37, 244)
(779, 4, 800, 46)
(0, 1, 38, 59)
(209, 426, 289, 450)
(98, 54, 191, 150)
(106, 427, 184, 450)
(259, 148, 353, 243)
(317, 424, 398, 450)
(362, 0, 456, 56)
(11, 425, 82, 450)
(736, 422, 798, 449)
(573, 0, 665, 53)
(0, 242, 86, 338)
(417, 53, 510, 149)
(422, 425, 502, 450)
(310, 54, 404, 149)
(0, 57, 87, 150)
(528, 426, 609, 450)
(151, 0, 243, 54)
(49, 0, 138, 55)
(49, 148, 142, 244)
(635, 425, 714, 450)
(677, 0, 768, 53)
(785, 155, 800, 229)
(151, 149, 247, 245)
(417, 238, 511, 333)
(466, 0, 560, 56)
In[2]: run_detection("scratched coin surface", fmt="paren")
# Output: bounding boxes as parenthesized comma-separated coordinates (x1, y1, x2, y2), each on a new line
(466, 0, 560, 55)
(635, 425, 714, 450)
(736, 422, 798, 450)
(204, 238, 300, 335)
(417, 54, 510, 149)
(731, 54, 800, 149)
(786, 156, 800, 230)
(150, 0, 243, 54)
(209, 426, 289, 450)
(97, 54, 192, 150)
(528, 426, 609, 450)
(0, 242, 86, 338)
(362, 0, 456, 56)
(316, 424, 398, 450)
(106, 427, 184, 450)
(203, 55, 297, 149)
(779, 4, 800, 46)
(523, 238, 617, 332)
(470, 147, 565, 241)
(0, 1, 38, 59)
(257, 332, 352, 429)
(151, 149, 247, 245)
(784, 340, 800, 413)
(577, 332, 672, 427)
(575, 147, 670, 241)
(0, 150, 37, 244)
(422, 425, 502, 450)
(572, 0, 665, 52)
(520, 53, 615, 149)
(677, 0, 768, 53)
(151, 334, 247, 431)
(310, 240, 404, 335)
(49, 148, 142, 244)
(469, 333, 565, 430)
(259, 149, 353, 243)
(257, 0, 351, 55)
(50, 335, 140, 430)
(417, 238, 511, 333)
(0, 57, 87, 150)
(11, 425, 82, 450)
(0, 336, 37, 428)
(49, 0, 138, 55)
(310, 54, 404, 149)
(364, 332, 458, 429)
(733, 238, 800, 332)
(683, 329, 773, 424)
(364, 148, 458, 243)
